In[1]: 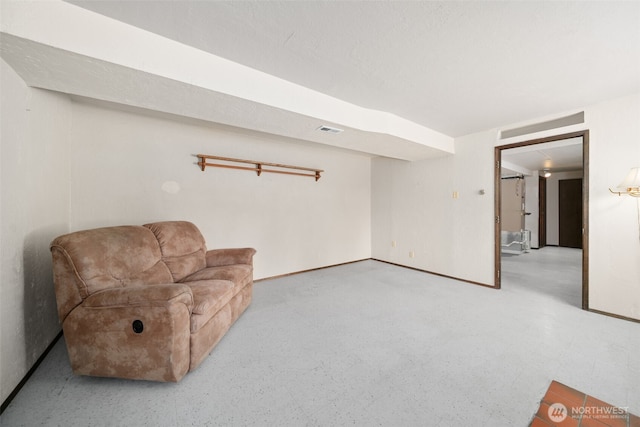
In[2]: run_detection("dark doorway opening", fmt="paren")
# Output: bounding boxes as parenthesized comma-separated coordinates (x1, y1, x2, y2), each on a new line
(538, 175, 547, 248)
(559, 178, 583, 249)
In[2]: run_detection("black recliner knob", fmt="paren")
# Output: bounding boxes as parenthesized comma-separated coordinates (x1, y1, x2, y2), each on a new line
(132, 320, 144, 334)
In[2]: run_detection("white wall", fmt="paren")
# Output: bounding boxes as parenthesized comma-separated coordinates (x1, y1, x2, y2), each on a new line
(372, 93, 640, 320)
(68, 99, 372, 280)
(0, 60, 71, 403)
(545, 170, 584, 246)
(372, 130, 495, 285)
(587, 94, 640, 318)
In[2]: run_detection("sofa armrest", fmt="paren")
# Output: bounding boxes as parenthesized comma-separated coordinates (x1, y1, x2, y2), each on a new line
(206, 248, 256, 267)
(83, 283, 193, 310)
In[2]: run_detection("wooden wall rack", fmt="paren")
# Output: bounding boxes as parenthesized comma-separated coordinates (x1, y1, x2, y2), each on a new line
(197, 154, 323, 181)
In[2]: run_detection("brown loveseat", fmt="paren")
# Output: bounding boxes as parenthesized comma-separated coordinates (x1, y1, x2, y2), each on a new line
(50, 221, 256, 382)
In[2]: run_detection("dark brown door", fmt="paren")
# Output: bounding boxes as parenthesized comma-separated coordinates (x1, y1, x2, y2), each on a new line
(538, 175, 547, 248)
(559, 178, 582, 248)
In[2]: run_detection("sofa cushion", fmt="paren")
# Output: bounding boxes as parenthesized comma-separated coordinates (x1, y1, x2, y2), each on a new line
(144, 221, 207, 282)
(185, 280, 235, 333)
(50, 226, 173, 297)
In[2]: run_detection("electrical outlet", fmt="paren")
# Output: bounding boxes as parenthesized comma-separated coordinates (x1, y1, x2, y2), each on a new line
(409, 250, 415, 258)
(452, 191, 459, 199)
(391, 241, 397, 248)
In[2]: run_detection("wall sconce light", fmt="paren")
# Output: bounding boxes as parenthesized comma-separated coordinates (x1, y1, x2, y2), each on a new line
(542, 169, 551, 178)
(609, 167, 640, 197)
(610, 167, 640, 244)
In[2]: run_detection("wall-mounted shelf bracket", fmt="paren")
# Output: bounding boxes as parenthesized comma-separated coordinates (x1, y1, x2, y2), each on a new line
(197, 154, 323, 181)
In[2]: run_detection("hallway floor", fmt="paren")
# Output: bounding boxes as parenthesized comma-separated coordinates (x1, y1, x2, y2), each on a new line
(2, 249, 638, 426)
(502, 246, 583, 309)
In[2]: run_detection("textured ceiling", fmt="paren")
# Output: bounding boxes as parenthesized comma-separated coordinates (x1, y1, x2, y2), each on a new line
(68, 0, 640, 137)
(2, 1, 639, 161)
(502, 138, 583, 176)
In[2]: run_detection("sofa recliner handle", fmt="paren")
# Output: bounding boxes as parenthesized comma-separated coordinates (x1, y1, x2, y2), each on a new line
(132, 319, 144, 334)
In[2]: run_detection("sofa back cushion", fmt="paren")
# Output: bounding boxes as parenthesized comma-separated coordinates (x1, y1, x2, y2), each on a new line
(144, 221, 207, 282)
(50, 226, 173, 299)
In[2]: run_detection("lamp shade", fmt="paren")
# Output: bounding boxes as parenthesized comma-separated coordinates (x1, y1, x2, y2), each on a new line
(612, 167, 640, 197)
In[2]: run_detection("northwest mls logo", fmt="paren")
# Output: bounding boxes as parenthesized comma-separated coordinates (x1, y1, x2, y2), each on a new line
(548, 403, 568, 422)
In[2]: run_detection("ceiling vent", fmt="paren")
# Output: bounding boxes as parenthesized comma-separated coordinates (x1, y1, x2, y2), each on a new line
(317, 125, 344, 134)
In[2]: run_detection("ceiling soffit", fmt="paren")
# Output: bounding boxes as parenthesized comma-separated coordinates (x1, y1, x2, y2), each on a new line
(0, 1, 453, 161)
(68, 0, 640, 137)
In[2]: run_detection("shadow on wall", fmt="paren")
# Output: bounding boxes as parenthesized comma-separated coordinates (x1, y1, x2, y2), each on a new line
(22, 226, 65, 364)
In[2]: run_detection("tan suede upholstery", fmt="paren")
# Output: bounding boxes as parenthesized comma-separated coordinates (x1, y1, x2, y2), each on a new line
(50, 221, 256, 382)
(144, 221, 207, 282)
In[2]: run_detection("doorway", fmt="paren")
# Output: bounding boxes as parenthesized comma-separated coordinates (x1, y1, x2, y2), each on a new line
(538, 175, 547, 248)
(494, 130, 589, 310)
(559, 178, 583, 248)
